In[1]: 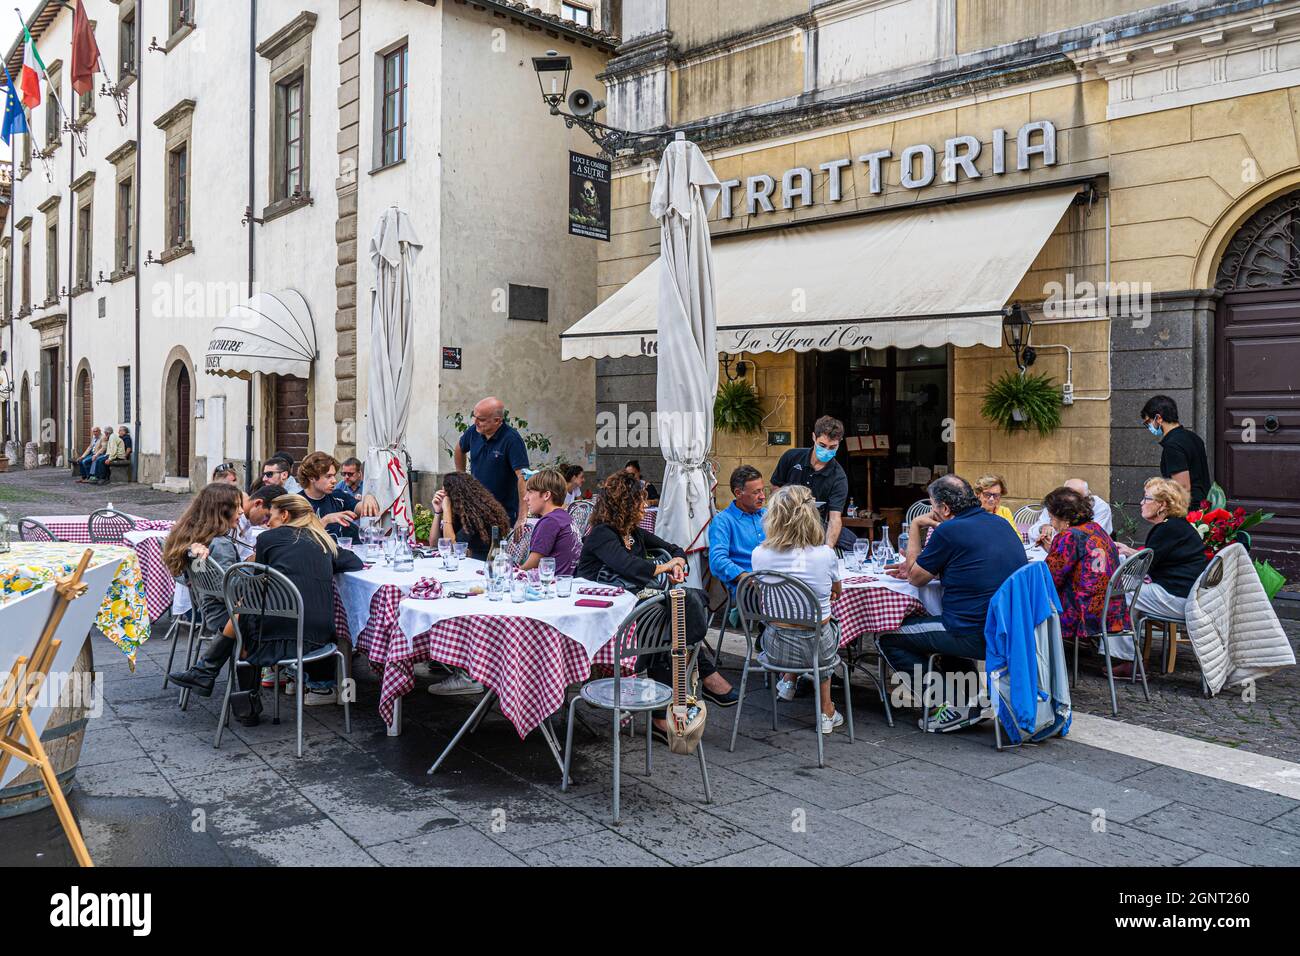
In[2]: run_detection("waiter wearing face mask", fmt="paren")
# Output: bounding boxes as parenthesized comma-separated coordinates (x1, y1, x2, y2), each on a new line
(770, 415, 853, 550)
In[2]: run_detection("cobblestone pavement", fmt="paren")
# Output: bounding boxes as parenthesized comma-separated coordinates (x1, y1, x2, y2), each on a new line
(2, 622, 1298, 867)
(0, 465, 192, 523)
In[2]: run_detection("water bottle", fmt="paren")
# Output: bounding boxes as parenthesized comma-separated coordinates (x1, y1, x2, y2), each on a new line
(846, 498, 857, 518)
(393, 534, 415, 572)
(898, 531, 909, 559)
(877, 525, 894, 565)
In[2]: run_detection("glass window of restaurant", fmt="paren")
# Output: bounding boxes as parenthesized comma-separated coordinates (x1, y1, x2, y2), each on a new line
(799, 345, 951, 514)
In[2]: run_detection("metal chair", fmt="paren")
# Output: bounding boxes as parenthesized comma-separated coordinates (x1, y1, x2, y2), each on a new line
(1073, 548, 1154, 716)
(568, 498, 595, 538)
(504, 521, 534, 565)
(177, 556, 226, 710)
(1013, 505, 1042, 530)
(561, 592, 712, 825)
(88, 508, 135, 544)
(730, 570, 855, 768)
(904, 499, 932, 524)
(218, 562, 351, 756)
(1135, 552, 1225, 692)
(161, 578, 204, 694)
(17, 518, 59, 542)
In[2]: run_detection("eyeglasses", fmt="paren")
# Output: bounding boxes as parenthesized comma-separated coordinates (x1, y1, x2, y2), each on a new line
(261, 470, 278, 479)
(213, 462, 235, 475)
(1140, 495, 1154, 503)
(980, 491, 1003, 500)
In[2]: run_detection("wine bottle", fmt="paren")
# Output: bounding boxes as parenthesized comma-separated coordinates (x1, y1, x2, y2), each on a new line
(487, 525, 501, 573)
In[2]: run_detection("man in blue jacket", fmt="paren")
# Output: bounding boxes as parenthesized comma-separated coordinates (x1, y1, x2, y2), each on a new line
(883, 474, 1026, 733)
(708, 466, 767, 608)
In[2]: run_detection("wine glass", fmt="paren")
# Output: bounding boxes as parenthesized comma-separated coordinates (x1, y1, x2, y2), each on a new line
(852, 539, 869, 572)
(437, 537, 452, 558)
(539, 557, 556, 597)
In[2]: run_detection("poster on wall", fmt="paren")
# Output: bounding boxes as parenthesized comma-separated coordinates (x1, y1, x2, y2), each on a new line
(569, 151, 611, 242)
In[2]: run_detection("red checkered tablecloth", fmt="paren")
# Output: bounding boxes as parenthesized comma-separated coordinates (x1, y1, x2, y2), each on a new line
(28, 514, 174, 543)
(127, 533, 177, 621)
(833, 581, 925, 645)
(332, 583, 627, 737)
(639, 509, 657, 533)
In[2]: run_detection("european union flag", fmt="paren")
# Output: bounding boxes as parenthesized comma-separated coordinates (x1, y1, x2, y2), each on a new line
(1, 66, 27, 146)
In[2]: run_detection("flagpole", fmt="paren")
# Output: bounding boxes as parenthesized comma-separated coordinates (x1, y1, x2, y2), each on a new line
(14, 8, 77, 136)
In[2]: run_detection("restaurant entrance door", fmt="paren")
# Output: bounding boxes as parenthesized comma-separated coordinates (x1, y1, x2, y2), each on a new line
(800, 346, 951, 514)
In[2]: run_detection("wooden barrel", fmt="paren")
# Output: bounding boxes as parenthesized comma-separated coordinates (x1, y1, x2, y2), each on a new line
(0, 637, 94, 818)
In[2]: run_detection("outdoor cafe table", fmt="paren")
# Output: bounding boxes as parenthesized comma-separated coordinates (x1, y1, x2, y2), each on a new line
(122, 529, 180, 621)
(395, 584, 637, 772)
(26, 514, 175, 542)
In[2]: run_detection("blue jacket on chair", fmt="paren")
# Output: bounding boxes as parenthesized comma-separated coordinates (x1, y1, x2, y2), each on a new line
(984, 562, 1071, 744)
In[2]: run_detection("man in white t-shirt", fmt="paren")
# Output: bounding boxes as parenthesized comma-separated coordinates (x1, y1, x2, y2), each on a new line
(1031, 478, 1112, 545)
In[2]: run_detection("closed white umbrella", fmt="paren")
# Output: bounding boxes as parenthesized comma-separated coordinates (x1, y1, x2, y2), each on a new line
(651, 139, 722, 580)
(366, 207, 422, 529)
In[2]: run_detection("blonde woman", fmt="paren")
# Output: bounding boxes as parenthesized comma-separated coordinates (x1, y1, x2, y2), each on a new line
(749, 484, 845, 735)
(1117, 476, 1209, 629)
(974, 474, 1019, 533)
(170, 495, 363, 717)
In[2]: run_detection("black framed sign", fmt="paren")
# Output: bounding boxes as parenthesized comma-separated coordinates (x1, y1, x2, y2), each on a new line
(442, 347, 462, 370)
(568, 151, 611, 241)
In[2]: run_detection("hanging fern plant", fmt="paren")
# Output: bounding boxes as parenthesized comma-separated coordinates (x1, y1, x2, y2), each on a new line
(980, 371, 1063, 436)
(714, 379, 765, 435)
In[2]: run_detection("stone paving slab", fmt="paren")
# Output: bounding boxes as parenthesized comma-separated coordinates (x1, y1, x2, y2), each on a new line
(3, 620, 1300, 867)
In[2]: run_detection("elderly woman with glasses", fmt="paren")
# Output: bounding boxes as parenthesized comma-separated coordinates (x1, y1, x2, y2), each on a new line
(1116, 477, 1209, 627)
(973, 474, 1018, 534)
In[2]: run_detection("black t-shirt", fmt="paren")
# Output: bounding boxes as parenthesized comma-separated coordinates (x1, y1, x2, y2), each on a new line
(1145, 517, 1209, 598)
(770, 447, 849, 515)
(305, 487, 361, 542)
(1159, 426, 1211, 508)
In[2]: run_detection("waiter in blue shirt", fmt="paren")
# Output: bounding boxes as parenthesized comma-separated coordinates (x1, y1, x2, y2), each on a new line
(455, 396, 530, 529)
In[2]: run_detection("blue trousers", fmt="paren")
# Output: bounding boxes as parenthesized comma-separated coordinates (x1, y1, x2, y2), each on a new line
(90, 454, 110, 479)
(78, 454, 96, 478)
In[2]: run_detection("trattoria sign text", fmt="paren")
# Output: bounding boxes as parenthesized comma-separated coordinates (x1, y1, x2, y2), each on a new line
(719, 121, 1057, 219)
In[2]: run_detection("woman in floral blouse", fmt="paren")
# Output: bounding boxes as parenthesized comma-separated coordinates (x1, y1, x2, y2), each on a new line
(1042, 486, 1132, 677)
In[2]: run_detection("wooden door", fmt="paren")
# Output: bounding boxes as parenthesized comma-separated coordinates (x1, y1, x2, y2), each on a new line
(77, 370, 92, 451)
(176, 365, 190, 478)
(1216, 290, 1300, 574)
(273, 375, 309, 466)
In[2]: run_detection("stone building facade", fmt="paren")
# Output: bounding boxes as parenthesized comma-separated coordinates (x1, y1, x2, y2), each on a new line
(580, 0, 1300, 571)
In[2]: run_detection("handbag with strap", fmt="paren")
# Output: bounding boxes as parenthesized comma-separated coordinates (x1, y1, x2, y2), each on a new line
(665, 587, 707, 754)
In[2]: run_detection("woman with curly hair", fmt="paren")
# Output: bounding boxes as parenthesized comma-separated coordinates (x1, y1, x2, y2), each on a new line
(1041, 486, 1130, 675)
(162, 481, 247, 637)
(431, 472, 510, 561)
(575, 472, 738, 721)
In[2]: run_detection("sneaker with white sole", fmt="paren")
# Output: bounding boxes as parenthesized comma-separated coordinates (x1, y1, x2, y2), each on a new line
(776, 677, 796, 702)
(820, 710, 845, 734)
(304, 686, 337, 706)
(427, 672, 485, 696)
(919, 704, 981, 733)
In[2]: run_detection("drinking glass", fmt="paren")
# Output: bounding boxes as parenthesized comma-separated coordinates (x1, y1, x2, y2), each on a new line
(556, 575, 574, 598)
(443, 548, 460, 572)
(454, 541, 468, 560)
(487, 575, 505, 601)
(510, 575, 527, 603)
(539, 557, 556, 597)
(437, 537, 452, 558)
(852, 540, 869, 571)
(383, 533, 398, 566)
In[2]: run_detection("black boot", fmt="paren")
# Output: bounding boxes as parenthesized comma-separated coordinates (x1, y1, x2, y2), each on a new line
(168, 636, 234, 698)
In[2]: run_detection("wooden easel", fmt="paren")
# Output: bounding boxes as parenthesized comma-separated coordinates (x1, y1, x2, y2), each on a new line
(0, 549, 94, 867)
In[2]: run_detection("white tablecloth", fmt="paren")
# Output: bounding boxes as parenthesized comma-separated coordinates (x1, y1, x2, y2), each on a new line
(397, 580, 637, 659)
(336, 556, 486, 639)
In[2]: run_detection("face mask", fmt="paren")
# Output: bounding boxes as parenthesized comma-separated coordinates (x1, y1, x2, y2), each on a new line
(1146, 422, 1162, 437)
(814, 445, 837, 463)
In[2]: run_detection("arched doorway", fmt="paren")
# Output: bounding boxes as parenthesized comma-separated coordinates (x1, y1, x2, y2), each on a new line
(1214, 190, 1300, 574)
(75, 365, 92, 452)
(163, 354, 195, 480)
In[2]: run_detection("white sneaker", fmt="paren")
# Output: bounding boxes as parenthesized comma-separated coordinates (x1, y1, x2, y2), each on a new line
(820, 710, 844, 734)
(428, 672, 485, 696)
(776, 677, 796, 702)
(413, 662, 437, 679)
(304, 686, 337, 706)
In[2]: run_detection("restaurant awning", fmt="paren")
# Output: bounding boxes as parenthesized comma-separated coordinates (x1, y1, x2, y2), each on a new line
(561, 185, 1083, 360)
(205, 290, 318, 379)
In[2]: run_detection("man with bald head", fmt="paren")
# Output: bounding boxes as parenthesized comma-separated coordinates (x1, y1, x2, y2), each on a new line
(454, 396, 530, 527)
(1032, 478, 1112, 546)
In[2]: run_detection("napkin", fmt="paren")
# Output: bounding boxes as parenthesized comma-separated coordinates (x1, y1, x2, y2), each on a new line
(410, 578, 444, 600)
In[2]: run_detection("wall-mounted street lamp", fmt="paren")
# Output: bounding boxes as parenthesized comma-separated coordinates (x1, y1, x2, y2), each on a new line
(1002, 303, 1036, 372)
(531, 50, 680, 159)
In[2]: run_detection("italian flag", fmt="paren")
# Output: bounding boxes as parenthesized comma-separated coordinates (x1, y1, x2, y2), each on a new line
(19, 22, 43, 110)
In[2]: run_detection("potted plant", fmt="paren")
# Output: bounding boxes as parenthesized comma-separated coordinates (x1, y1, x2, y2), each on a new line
(713, 379, 764, 435)
(980, 371, 1063, 436)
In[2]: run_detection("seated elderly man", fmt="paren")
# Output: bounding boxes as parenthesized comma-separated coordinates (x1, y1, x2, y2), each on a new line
(708, 466, 767, 611)
(1031, 477, 1112, 544)
(882, 474, 1027, 733)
